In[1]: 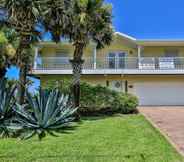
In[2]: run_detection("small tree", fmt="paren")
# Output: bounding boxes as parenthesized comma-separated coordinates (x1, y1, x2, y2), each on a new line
(0, 30, 8, 78)
(0, 28, 17, 79)
(0, 0, 41, 104)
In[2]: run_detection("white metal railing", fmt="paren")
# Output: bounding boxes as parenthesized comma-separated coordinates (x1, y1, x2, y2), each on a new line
(33, 57, 184, 71)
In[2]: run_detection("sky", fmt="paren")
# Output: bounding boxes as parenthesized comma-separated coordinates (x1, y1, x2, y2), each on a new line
(7, 0, 184, 89)
(106, 0, 184, 39)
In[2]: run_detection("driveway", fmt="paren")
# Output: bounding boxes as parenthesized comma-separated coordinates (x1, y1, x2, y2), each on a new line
(139, 106, 184, 155)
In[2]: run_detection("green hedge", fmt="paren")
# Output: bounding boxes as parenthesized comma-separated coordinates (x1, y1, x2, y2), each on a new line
(80, 83, 138, 115)
(43, 80, 139, 115)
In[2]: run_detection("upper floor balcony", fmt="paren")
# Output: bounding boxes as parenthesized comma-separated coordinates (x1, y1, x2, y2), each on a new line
(31, 56, 184, 75)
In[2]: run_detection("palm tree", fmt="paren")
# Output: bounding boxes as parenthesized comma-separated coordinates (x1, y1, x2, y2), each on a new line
(68, 0, 113, 108)
(43, 0, 113, 110)
(41, 0, 72, 43)
(0, 0, 41, 104)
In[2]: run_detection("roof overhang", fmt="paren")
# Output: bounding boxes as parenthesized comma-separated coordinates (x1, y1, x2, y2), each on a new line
(114, 32, 184, 47)
(115, 32, 136, 42)
(137, 40, 184, 46)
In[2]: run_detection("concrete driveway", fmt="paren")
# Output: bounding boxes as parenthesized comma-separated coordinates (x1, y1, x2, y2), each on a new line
(139, 106, 184, 155)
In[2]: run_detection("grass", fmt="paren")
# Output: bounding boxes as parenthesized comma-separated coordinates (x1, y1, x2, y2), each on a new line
(0, 114, 183, 162)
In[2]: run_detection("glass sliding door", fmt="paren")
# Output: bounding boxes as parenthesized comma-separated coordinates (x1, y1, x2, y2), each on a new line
(108, 52, 127, 69)
(118, 52, 126, 69)
(108, 53, 116, 69)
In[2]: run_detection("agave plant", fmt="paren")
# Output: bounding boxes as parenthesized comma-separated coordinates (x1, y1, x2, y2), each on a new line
(12, 88, 77, 140)
(0, 78, 16, 137)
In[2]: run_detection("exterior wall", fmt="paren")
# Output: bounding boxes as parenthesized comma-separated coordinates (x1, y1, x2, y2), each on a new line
(39, 35, 138, 59)
(96, 36, 137, 58)
(142, 46, 184, 57)
(40, 74, 184, 97)
(40, 75, 107, 87)
(40, 43, 93, 58)
(41, 46, 56, 57)
(40, 42, 184, 59)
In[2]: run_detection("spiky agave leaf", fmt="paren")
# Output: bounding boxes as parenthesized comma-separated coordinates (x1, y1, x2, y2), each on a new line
(0, 78, 17, 137)
(13, 88, 77, 140)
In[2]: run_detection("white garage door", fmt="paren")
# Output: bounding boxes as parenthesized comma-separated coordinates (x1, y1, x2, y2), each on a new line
(135, 82, 184, 106)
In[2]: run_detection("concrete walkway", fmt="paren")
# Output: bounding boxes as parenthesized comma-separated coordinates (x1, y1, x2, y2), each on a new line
(139, 107, 184, 155)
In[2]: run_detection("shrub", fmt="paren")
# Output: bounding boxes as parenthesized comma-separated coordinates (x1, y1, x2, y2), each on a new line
(80, 83, 116, 112)
(43, 80, 139, 115)
(80, 83, 138, 115)
(114, 93, 139, 114)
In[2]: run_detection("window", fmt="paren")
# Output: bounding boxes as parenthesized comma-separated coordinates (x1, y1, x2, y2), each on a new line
(164, 49, 179, 57)
(118, 52, 126, 68)
(161, 49, 179, 69)
(55, 49, 70, 64)
(108, 52, 127, 69)
(55, 49, 69, 57)
(108, 53, 116, 68)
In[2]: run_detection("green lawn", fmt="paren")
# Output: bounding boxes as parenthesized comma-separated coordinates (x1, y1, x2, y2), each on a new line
(0, 115, 183, 162)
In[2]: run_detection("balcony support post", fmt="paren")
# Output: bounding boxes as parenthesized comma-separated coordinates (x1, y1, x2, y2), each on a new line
(34, 47, 38, 69)
(137, 45, 143, 69)
(93, 45, 97, 69)
(138, 45, 142, 58)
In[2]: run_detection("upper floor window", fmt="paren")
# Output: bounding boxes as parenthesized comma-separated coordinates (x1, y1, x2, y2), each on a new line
(55, 49, 70, 64)
(55, 49, 69, 57)
(164, 49, 179, 57)
(108, 52, 127, 69)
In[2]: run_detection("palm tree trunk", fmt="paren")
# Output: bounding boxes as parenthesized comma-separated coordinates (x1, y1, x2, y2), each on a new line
(18, 63, 27, 104)
(0, 67, 6, 80)
(70, 43, 85, 120)
(70, 59, 84, 107)
(17, 35, 30, 105)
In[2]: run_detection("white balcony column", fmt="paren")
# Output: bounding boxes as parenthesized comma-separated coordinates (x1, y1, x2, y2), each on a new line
(138, 45, 142, 59)
(34, 47, 38, 69)
(137, 45, 143, 68)
(93, 45, 97, 69)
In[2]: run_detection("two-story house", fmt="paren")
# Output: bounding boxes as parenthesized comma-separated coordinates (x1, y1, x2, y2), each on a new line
(31, 32, 184, 106)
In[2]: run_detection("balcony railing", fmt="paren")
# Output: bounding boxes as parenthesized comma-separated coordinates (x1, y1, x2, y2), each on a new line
(33, 57, 184, 71)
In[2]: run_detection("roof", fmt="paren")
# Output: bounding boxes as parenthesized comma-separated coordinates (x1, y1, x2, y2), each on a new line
(115, 32, 184, 46)
(37, 32, 184, 47)
(136, 39, 184, 46)
(115, 32, 136, 41)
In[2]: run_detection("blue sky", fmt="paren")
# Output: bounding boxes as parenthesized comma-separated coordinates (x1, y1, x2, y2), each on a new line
(7, 0, 184, 88)
(107, 0, 184, 39)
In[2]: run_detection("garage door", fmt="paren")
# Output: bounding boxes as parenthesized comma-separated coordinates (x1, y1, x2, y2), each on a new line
(135, 82, 184, 106)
